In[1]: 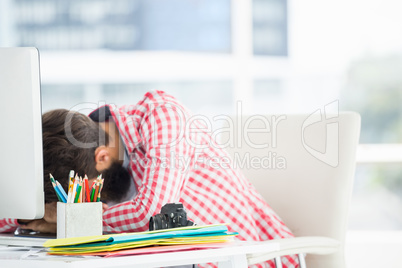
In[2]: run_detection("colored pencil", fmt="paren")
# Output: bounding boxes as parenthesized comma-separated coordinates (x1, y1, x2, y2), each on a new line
(77, 176, 84, 203)
(80, 176, 84, 203)
(93, 182, 100, 202)
(67, 170, 75, 203)
(74, 182, 82, 203)
(67, 181, 73, 203)
(90, 177, 98, 202)
(49, 174, 63, 202)
(96, 179, 104, 202)
(81, 177, 85, 202)
(71, 174, 79, 203)
(56, 181, 68, 203)
(84, 176, 90, 203)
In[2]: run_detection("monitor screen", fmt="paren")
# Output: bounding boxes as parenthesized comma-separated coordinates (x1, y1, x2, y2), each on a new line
(0, 47, 45, 219)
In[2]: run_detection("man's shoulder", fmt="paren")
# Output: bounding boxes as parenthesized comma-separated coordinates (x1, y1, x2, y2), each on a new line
(142, 90, 182, 106)
(137, 90, 189, 115)
(108, 90, 190, 125)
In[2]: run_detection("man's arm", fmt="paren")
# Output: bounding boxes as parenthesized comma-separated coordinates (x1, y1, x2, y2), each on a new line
(0, 203, 57, 233)
(0, 218, 19, 233)
(19, 219, 57, 233)
(102, 104, 196, 233)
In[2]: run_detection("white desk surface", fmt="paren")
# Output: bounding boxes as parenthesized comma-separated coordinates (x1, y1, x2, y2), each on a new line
(0, 241, 279, 268)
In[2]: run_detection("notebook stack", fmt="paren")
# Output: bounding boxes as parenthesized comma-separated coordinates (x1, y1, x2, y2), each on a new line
(43, 224, 237, 257)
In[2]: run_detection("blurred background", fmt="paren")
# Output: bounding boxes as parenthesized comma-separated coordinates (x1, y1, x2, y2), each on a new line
(1, 0, 402, 266)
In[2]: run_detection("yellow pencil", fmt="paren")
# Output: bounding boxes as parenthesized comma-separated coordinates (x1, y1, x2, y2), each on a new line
(96, 179, 104, 202)
(67, 170, 74, 203)
(71, 174, 79, 203)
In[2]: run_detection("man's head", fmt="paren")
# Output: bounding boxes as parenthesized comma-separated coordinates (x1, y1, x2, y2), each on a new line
(91, 118, 132, 203)
(42, 109, 108, 203)
(42, 109, 132, 204)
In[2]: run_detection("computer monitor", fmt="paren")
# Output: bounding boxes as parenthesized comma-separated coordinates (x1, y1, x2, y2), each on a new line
(0, 47, 45, 220)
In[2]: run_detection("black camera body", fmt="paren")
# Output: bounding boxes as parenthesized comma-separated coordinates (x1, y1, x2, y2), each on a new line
(149, 203, 195, 231)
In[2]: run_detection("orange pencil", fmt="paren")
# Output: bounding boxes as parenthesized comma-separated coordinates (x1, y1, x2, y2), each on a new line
(89, 176, 98, 202)
(71, 174, 79, 203)
(93, 182, 100, 202)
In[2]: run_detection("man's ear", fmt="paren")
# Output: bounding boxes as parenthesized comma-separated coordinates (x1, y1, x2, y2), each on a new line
(95, 146, 111, 172)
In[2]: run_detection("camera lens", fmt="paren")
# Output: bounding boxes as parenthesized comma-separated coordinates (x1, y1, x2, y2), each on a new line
(149, 215, 161, 231)
(149, 214, 168, 231)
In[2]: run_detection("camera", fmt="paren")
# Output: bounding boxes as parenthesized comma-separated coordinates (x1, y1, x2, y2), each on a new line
(149, 203, 195, 231)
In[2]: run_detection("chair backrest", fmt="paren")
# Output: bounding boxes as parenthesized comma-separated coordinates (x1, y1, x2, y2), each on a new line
(220, 112, 360, 268)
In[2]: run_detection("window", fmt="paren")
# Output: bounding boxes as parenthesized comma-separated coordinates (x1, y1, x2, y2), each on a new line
(12, 0, 231, 52)
(2, 1, 402, 255)
(253, 0, 288, 56)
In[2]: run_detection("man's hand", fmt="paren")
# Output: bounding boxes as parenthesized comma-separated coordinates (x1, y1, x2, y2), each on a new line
(20, 219, 56, 234)
(18, 202, 57, 233)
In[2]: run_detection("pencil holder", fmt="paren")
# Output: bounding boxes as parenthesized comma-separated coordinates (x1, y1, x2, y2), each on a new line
(57, 202, 103, 239)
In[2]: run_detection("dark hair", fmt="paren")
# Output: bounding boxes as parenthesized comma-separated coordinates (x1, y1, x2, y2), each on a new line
(101, 162, 131, 203)
(42, 109, 108, 203)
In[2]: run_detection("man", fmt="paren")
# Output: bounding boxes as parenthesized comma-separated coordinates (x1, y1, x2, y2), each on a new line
(0, 91, 298, 267)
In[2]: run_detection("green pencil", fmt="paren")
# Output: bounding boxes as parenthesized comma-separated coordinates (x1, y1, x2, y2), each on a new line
(74, 183, 82, 203)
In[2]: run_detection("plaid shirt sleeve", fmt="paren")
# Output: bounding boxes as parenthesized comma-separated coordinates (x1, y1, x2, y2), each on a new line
(102, 100, 195, 233)
(0, 218, 19, 233)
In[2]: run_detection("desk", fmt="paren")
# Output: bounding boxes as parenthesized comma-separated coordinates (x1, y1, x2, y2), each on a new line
(0, 241, 278, 268)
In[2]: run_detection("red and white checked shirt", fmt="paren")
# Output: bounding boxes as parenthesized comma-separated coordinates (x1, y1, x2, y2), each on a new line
(0, 91, 298, 267)
(98, 91, 298, 268)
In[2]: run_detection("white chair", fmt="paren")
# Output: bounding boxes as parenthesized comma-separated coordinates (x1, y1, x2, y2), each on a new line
(220, 112, 361, 268)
